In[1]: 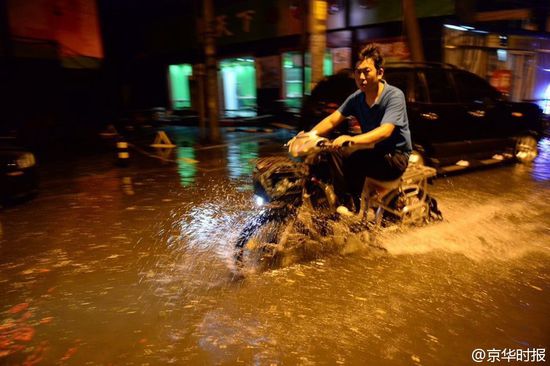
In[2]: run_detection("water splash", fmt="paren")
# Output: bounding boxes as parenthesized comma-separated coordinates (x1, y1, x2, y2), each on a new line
(379, 198, 550, 261)
(137, 182, 257, 300)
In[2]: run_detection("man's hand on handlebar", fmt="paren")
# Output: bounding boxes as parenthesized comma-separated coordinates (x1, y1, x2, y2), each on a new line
(332, 135, 355, 147)
(286, 130, 313, 146)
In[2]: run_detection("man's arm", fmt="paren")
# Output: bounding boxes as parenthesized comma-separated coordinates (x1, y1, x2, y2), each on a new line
(309, 110, 347, 136)
(352, 123, 394, 144)
(332, 123, 394, 147)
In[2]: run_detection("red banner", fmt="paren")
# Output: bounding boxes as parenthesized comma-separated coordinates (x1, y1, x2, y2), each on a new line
(8, 0, 103, 59)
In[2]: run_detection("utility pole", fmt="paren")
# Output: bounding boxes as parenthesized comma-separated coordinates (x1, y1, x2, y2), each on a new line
(192, 63, 207, 140)
(402, 0, 425, 62)
(300, 0, 308, 100)
(309, 0, 327, 91)
(203, 0, 221, 143)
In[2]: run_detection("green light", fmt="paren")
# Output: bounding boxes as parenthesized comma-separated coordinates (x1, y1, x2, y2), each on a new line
(220, 57, 257, 115)
(324, 52, 333, 76)
(169, 64, 193, 109)
(283, 54, 294, 68)
(282, 51, 333, 104)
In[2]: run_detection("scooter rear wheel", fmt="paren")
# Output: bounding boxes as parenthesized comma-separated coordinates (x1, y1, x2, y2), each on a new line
(377, 187, 429, 226)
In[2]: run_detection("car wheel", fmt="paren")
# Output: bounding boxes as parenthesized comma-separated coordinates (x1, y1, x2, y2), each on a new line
(515, 135, 538, 164)
(408, 150, 425, 167)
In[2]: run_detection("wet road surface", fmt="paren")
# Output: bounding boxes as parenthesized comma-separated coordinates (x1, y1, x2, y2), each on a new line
(1, 127, 549, 365)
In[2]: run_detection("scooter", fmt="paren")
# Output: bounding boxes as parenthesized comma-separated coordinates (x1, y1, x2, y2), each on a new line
(233, 132, 442, 269)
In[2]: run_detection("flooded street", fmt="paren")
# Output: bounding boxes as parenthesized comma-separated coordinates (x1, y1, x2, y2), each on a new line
(1, 127, 549, 365)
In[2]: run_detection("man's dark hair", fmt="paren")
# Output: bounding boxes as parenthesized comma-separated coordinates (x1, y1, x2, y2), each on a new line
(358, 43, 384, 70)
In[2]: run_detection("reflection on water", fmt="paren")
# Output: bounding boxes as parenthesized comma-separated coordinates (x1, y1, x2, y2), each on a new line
(171, 129, 199, 187)
(532, 137, 550, 181)
(121, 176, 135, 195)
(227, 140, 258, 179)
(176, 146, 197, 187)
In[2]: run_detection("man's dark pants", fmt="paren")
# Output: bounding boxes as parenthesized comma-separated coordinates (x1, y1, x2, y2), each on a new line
(329, 149, 409, 207)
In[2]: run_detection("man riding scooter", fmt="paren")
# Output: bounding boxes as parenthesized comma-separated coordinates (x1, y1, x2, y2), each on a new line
(291, 43, 413, 213)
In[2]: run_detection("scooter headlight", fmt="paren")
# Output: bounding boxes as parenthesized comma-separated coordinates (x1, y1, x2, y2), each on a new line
(254, 195, 266, 207)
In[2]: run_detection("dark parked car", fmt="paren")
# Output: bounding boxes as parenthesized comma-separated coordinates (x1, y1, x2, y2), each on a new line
(301, 62, 543, 172)
(0, 137, 38, 203)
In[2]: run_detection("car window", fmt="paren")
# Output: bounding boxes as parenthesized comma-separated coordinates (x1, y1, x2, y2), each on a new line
(383, 69, 412, 100)
(413, 71, 429, 103)
(453, 70, 500, 103)
(421, 69, 458, 103)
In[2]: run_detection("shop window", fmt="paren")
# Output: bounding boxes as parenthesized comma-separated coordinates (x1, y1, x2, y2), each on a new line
(168, 64, 193, 110)
(220, 58, 257, 118)
(282, 51, 333, 109)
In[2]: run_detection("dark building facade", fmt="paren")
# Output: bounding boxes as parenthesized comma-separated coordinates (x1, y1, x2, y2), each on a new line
(97, 0, 550, 119)
(1, 0, 549, 143)
(0, 0, 106, 146)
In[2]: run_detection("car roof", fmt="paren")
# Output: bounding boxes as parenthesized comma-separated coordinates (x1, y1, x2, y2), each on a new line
(385, 61, 460, 70)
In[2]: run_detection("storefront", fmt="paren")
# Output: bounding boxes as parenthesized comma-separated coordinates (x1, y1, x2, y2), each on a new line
(158, 0, 453, 118)
(219, 57, 257, 118)
(443, 23, 550, 113)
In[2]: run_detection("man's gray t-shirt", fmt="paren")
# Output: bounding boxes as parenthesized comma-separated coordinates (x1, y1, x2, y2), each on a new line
(337, 81, 412, 154)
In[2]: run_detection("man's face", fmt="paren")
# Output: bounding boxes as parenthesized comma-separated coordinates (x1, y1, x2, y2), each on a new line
(354, 57, 383, 91)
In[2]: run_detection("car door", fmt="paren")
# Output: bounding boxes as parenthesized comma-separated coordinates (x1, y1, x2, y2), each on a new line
(452, 69, 505, 140)
(413, 68, 463, 144)
(383, 67, 415, 121)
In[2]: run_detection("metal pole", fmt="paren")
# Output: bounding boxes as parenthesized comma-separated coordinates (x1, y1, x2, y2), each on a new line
(402, 0, 425, 62)
(193, 64, 207, 140)
(309, 0, 327, 90)
(203, 0, 221, 143)
(301, 0, 308, 100)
